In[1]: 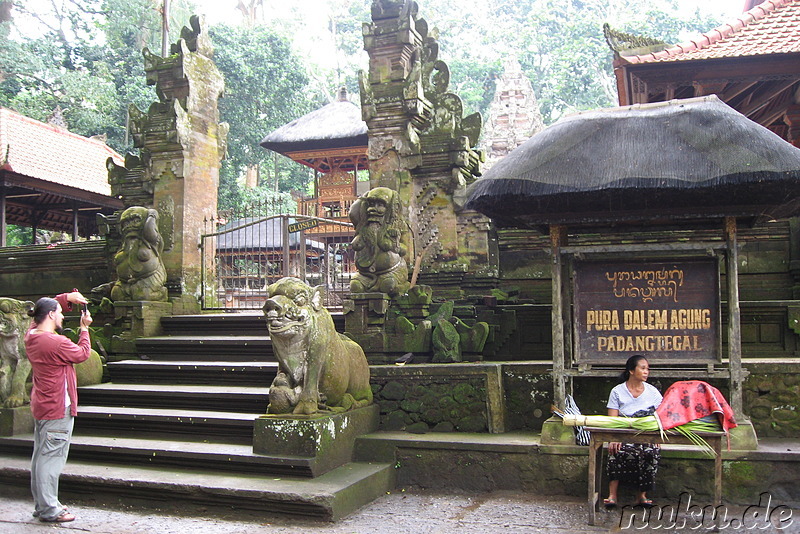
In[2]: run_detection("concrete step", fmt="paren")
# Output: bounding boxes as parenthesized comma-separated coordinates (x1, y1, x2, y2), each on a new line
(75, 405, 260, 444)
(0, 434, 317, 477)
(0, 454, 395, 521)
(161, 312, 345, 336)
(78, 383, 270, 413)
(134, 335, 274, 361)
(106, 360, 278, 386)
(161, 313, 267, 336)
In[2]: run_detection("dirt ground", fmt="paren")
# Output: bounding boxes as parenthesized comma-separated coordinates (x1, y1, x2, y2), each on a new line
(1, 487, 798, 534)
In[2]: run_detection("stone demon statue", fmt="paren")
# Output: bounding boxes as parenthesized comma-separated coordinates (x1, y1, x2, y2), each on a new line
(0, 298, 34, 408)
(263, 277, 373, 415)
(111, 206, 168, 302)
(349, 187, 411, 297)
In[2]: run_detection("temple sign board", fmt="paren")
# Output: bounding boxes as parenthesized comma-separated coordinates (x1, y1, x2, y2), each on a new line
(574, 260, 720, 365)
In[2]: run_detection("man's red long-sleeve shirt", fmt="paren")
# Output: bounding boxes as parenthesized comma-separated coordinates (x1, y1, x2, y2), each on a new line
(25, 293, 91, 420)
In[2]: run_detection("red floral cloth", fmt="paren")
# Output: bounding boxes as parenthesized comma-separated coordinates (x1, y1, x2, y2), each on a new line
(655, 380, 737, 434)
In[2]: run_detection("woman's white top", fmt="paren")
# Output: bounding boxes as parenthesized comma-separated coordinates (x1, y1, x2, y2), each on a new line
(607, 382, 662, 417)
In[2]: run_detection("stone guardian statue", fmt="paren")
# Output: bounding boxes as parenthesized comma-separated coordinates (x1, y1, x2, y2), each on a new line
(349, 187, 411, 297)
(263, 277, 373, 415)
(111, 206, 168, 302)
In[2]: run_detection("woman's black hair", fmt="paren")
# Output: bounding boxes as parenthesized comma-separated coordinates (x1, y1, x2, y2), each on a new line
(28, 297, 58, 324)
(618, 354, 648, 383)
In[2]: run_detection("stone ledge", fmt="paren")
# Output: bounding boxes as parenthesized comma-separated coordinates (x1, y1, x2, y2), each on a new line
(253, 404, 380, 477)
(355, 431, 800, 505)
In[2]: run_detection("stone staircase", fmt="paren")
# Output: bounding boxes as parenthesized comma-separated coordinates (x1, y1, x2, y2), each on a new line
(0, 312, 395, 520)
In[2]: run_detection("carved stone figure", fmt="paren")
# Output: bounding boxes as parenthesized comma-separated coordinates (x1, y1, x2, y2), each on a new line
(263, 277, 373, 415)
(0, 298, 34, 408)
(111, 207, 168, 302)
(349, 187, 411, 297)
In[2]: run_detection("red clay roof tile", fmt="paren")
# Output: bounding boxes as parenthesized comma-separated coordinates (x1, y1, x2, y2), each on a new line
(623, 0, 800, 64)
(0, 107, 122, 196)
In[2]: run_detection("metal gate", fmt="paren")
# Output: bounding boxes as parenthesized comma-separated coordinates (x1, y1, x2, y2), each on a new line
(200, 214, 355, 310)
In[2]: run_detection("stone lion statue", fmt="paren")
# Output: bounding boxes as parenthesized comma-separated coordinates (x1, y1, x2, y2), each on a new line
(111, 206, 168, 302)
(263, 277, 373, 415)
(0, 298, 34, 408)
(349, 187, 411, 297)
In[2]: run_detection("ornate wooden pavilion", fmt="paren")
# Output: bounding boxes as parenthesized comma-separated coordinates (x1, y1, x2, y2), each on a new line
(0, 108, 124, 245)
(605, 0, 800, 147)
(260, 87, 369, 228)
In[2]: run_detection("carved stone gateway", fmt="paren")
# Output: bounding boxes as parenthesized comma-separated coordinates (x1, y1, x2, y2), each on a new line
(106, 15, 227, 307)
(360, 0, 498, 297)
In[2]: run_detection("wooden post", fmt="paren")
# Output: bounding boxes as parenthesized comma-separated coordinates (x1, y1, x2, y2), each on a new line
(550, 225, 568, 409)
(0, 186, 6, 247)
(72, 202, 79, 242)
(725, 216, 744, 418)
(282, 214, 290, 277)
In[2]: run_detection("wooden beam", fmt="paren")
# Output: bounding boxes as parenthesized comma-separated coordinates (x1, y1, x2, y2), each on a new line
(720, 80, 758, 103)
(739, 79, 799, 117)
(692, 81, 727, 97)
(725, 216, 745, 419)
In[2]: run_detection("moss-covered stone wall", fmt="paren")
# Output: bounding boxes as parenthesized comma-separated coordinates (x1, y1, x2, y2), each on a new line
(0, 241, 111, 301)
(743, 362, 800, 438)
(376, 362, 800, 437)
(370, 364, 509, 433)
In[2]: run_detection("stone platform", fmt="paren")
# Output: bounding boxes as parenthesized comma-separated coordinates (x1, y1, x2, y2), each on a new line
(253, 404, 380, 477)
(355, 431, 800, 508)
(0, 407, 33, 436)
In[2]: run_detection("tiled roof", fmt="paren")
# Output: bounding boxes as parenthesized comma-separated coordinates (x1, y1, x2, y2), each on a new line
(623, 0, 800, 64)
(0, 107, 122, 196)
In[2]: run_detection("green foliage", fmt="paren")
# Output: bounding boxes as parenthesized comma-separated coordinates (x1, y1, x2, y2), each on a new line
(1, 0, 732, 216)
(209, 23, 312, 207)
(416, 0, 727, 124)
(0, 0, 195, 153)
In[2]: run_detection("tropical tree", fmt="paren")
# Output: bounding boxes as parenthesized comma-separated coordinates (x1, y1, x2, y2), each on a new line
(209, 23, 312, 210)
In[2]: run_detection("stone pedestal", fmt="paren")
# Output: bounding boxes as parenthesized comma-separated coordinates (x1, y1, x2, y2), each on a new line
(253, 404, 379, 477)
(539, 416, 577, 445)
(110, 300, 173, 360)
(728, 419, 759, 450)
(0, 406, 34, 436)
(343, 293, 390, 334)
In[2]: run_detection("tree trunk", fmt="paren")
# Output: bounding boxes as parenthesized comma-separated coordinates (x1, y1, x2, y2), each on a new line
(0, 1, 11, 23)
(244, 164, 258, 189)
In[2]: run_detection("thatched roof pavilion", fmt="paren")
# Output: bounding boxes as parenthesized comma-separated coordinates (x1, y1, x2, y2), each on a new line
(465, 96, 800, 229)
(259, 88, 367, 173)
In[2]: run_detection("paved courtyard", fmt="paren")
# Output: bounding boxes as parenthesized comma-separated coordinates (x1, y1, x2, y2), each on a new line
(1, 487, 797, 534)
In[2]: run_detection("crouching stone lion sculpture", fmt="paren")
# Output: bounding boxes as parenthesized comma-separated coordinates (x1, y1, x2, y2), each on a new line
(263, 277, 373, 415)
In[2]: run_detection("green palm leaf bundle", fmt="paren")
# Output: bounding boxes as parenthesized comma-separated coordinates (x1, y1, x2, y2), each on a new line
(553, 410, 722, 457)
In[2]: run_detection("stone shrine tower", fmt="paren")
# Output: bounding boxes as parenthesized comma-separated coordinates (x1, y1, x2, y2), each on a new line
(482, 59, 545, 169)
(360, 0, 498, 297)
(107, 16, 228, 308)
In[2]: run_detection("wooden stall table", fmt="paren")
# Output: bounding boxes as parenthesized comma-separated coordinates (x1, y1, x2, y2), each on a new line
(586, 427, 723, 526)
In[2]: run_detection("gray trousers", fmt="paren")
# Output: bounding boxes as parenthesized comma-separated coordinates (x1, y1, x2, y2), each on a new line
(31, 407, 73, 521)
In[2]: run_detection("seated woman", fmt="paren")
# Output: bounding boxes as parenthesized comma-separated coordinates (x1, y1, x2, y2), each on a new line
(604, 355, 662, 508)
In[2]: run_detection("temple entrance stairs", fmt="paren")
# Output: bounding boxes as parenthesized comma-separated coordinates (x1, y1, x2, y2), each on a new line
(0, 312, 395, 521)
